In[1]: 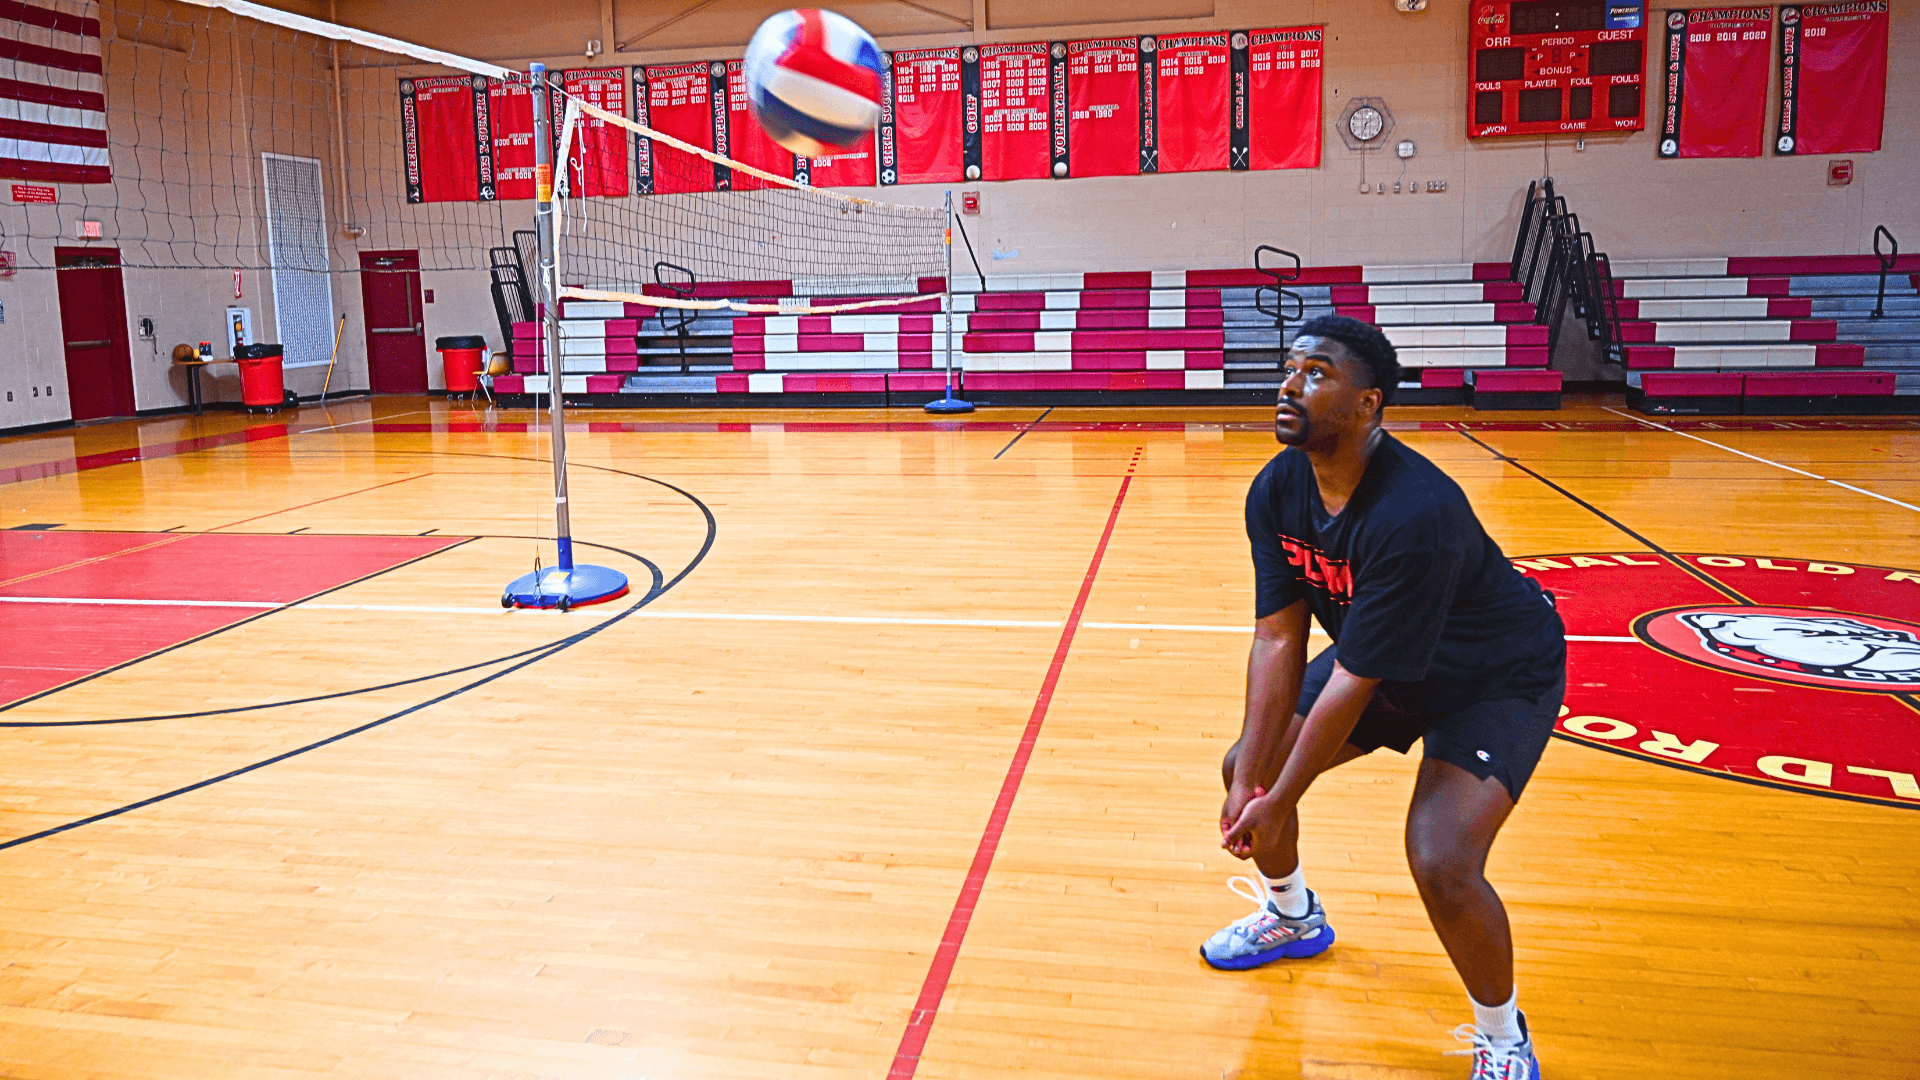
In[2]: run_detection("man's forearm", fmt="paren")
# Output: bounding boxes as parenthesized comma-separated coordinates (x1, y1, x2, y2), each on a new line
(1265, 663, 1378, 809)
(1234, 635, 1307, 792)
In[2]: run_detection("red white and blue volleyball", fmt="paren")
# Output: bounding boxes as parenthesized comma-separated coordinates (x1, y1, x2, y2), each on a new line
(743, 9, 885, 158)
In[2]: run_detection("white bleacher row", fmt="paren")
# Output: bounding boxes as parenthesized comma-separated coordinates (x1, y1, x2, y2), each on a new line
(1369, 303, 1509, 324)
(1618, 278, 1758, 299)
(1361, 263, 1481, 283)
(952, 272, 1191, 291)
(961, 352, 1222, 372)
(1631, 298, 1779, 319)
(952, 290, 1197, 313)
(1358, 284, 1498, 304)
(1642, 321, 1804, 343)
(1645, 345, 1830, 368)
(1396, 348, 1524, 369)
(1607, 259, 1731, 279)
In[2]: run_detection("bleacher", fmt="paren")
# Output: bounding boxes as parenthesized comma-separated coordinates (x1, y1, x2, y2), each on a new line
(1619, 254, 1920, 415)
(488, 248, 1918, 415)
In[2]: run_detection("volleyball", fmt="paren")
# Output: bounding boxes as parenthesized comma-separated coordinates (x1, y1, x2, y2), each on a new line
(743, 8, 884, 158)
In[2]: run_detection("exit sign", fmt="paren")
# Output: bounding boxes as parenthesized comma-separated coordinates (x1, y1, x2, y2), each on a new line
(11, 184, 56, 204)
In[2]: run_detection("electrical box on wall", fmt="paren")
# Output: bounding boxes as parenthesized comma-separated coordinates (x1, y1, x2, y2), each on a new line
(1468, 0, 1648, 138)
(227, 306, 253, 352)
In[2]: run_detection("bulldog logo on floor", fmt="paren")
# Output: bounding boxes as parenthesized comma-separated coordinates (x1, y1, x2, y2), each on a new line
(1639, 606, 1920, 691)
(1512, 553, 1920, 810)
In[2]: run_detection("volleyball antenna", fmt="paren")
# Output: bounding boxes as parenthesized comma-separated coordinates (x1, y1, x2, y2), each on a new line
(924, 190, 975, 415)
(502, 63, 629, 612)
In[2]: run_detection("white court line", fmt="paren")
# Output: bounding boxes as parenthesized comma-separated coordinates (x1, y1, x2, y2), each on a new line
(296, 410, 428, 435)
(1603, 406, 1920, 513)
(0, 597, 1643, 642)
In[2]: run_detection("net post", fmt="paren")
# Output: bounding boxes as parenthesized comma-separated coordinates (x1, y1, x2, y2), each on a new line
(925, 190, 974, 414)
(501, 63, 629, 611)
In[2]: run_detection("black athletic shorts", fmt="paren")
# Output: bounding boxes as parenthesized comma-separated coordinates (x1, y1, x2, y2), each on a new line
(1298, 645, 1565, 802)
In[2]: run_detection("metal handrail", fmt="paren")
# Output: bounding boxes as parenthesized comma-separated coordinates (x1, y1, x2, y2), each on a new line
(653, 261, 697, 372)
(1253, 245, 1304, 333)
(1872, 225, 1898, 319)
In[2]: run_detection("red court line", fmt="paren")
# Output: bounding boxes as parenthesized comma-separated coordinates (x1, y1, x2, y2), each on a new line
(0, 424, 291, 487)
(887, 446, 1143, 1080)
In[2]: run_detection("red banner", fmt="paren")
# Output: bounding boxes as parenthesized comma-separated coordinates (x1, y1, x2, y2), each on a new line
(1664, 8, 1771, 158)
(638, 63, 717, 194)
(1245, 27, 1323, 170)
(488, 79, 539, 200)
(1066, 37, 1140, 178)
(726, 60, 796, 190)
(884, 48, 962, 185)
(403, 75, 481, 203)
(975, 43, 1051, 181)
(560, 68, 628, 198)
(1154, 33, 1229, 173)
(802, 135, 876, 188)
(1778, 2, 1888, 155)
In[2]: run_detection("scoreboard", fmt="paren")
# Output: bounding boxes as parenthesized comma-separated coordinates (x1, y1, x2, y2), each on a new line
(1468, 0, 1648, 138)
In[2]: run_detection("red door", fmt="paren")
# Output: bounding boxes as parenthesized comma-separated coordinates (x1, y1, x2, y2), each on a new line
(54, 247, 137, 422)
(359, 250, 426, 394)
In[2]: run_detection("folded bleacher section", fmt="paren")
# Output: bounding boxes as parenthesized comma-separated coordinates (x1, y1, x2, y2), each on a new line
(1618, 255, 1920, 415)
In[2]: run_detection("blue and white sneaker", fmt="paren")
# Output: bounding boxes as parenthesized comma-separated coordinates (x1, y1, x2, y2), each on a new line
(1448, 1013, 1541, 1080)
(1199, 876, 1335, 970)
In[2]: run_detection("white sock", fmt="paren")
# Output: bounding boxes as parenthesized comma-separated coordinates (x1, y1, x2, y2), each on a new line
(1471, 988, 1523, 1046)
(1261, 866, 1309, 918)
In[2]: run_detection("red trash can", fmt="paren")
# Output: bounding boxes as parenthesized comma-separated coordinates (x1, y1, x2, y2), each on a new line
(436, 335, 486, 395)
(234, 344, 286, 409)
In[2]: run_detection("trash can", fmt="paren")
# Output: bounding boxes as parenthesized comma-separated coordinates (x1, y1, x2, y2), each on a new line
(436, 335, 487, 395)
(234, 343, 286, 410)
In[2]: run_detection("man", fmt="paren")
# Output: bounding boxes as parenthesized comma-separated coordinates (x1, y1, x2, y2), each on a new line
(1202, 315, 1565, 1080)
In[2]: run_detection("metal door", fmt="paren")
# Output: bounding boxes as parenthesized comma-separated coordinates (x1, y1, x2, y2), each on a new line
(54, 247, 137, 422)
(359, 250, 426, 393)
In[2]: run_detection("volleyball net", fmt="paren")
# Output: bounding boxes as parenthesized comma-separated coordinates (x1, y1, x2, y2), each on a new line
(1, 0, 946, 311)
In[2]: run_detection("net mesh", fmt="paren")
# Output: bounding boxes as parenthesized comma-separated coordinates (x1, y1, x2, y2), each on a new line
(1, 0, 946, 309)
(550, 98, 946, 314)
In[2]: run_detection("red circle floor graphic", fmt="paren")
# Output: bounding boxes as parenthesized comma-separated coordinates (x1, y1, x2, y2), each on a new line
(1520, 552, 1920, 810)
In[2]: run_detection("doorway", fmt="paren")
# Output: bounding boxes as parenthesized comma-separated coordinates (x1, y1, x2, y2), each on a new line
(359, 250, 425, 393)
(54, 247, 137, 422)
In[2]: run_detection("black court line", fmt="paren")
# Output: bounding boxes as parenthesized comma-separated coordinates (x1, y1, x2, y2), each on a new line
(0, 484, 714, 849)
(1459, 435, 1920, 810)
(1454, 429, 1752, 604)
(993, 407, 1054, 460)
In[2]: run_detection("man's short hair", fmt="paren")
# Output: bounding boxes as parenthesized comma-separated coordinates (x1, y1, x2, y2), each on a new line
(1294, 314, 1400, 409)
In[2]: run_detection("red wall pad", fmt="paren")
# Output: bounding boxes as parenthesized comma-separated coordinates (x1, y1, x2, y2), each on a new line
(1744, 371, 1892, 396)
(1643, 372, 1743, 396)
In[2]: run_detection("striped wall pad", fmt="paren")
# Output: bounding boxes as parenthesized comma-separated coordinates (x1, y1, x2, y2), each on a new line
(960, 351, 1225, 372)
(735, 334, 936, 353)
(962, 370, 1226, 391)
(1616, 320, 1837, 344)
(954, 289, 1222, 313)
(1613, 277, 1789, 299)
(967, 309, 1224, 330)
(732, 353, 928, 372)
(963, 330, 1226, 352)
(1396, 346, 1548, 369)
(1331, 282, 1526, 305)
(1624, 343, 1866, 370)
(1614, 297, 1812, 319)
(1337, 302, 1537, 325)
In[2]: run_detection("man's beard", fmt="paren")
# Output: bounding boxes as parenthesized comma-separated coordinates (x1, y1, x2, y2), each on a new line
(1275, 409, 1311, 446)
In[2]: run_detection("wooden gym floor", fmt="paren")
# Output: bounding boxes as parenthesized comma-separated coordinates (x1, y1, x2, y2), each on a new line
(1, 395, 1915, 1079)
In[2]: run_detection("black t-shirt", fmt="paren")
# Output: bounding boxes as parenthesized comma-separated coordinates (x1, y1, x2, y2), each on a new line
(1246, 432, 1565, 713)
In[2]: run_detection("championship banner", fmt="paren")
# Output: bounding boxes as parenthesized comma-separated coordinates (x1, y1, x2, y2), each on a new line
(726, 60, 797, 191)
(1064, 36, 1142, 179)
(635, 63, 717, 194)
(1234, 26, 1323, 171)
(963, 43, 1052, 181)
(488, 77, 539, 200)
(400, 75, 488, 203)
(561, 67, 629, 198)
(1659, 8, 1772, 159)
(1048, 41, 1068, 180)
(1153, 32, 1230, 174)
(881, 48, 963, 185)
(803, 134, 877, 188)
(1775, 2, 1888, 155)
